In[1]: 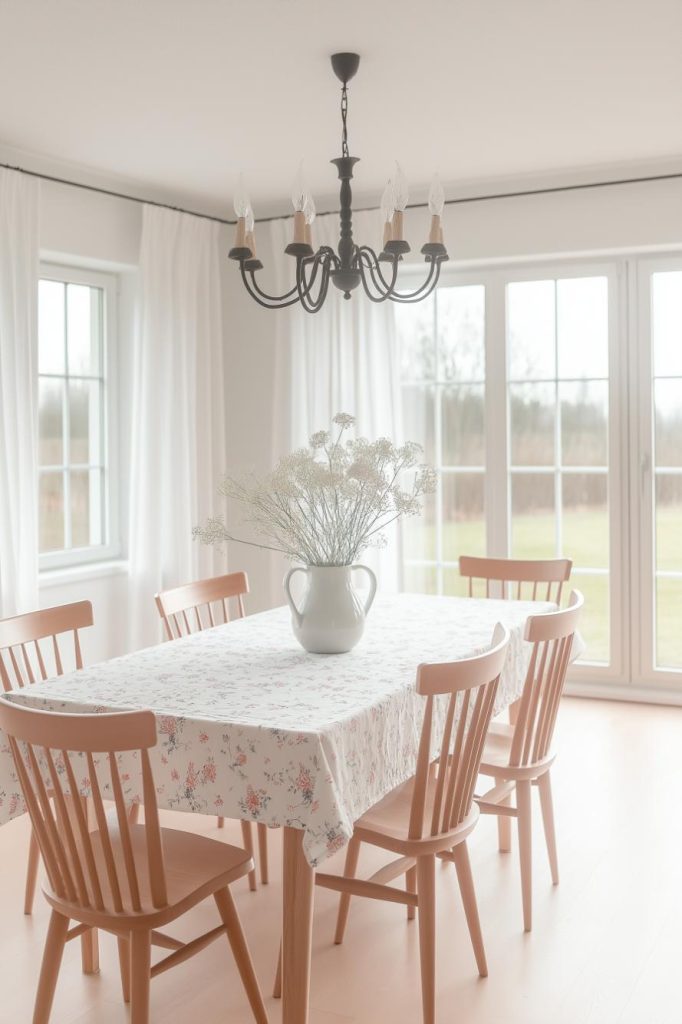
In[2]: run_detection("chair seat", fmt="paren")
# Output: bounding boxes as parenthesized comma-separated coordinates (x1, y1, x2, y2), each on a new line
(479, 721, 555, 780)
(44, 824, 253, 929)
(354, 770, 477, 854)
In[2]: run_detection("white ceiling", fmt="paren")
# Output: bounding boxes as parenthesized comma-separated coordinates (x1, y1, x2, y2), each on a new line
(1, 0, 682, 218)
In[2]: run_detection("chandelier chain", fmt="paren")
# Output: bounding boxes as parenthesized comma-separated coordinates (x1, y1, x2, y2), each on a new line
(341, 83, 349, 159)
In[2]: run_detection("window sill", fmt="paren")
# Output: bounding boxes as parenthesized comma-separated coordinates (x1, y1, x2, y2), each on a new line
(39, 559, 129, 589)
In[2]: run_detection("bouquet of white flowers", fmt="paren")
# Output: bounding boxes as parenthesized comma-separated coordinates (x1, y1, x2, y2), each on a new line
(193, 413, 436, 566)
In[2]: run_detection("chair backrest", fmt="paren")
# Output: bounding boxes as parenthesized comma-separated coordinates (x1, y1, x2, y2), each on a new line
(409, 624, 510, 841)
(0, 601, 93, 692)
(155, 571, 249, 641)
(0, 695, 167, 916)
(459, 555, 572, 602)
(509, 590, 583, 768)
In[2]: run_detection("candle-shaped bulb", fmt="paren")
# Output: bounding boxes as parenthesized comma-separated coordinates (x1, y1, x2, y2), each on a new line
(291, 161, 309, 213)
(380, 179, 394, 247)
(428, 174, 445, 217)
(233, 174, 250, 219)
(393, 162, 409, 212)
(303, 194, 315, 247)
(244, 205, 256, 256)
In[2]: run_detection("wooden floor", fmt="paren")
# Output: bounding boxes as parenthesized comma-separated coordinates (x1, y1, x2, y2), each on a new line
(2, 697, 681, 1024)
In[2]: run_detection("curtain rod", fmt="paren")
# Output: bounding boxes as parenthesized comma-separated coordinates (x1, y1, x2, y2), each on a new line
(2, 159, 682, 226)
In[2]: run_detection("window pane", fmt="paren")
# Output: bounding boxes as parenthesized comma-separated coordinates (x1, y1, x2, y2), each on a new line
(442, 473, 485, 561)
(403, 564, 438, 595)
(652, 271, 682, 378)
(67, 284, 102, 375)
(560, 380, 608, 466)
(442, 385, 484, 466)
(654, 378, 682, 467)
(402, 489, 437, 561)
(562, 472, 609, 569)
(557, 277, 609, 379)
(509, 382, 555, 466)
(398, 295, 436, 381)
(402, 383, 435, 465)
(442, 568, 470, 598)
(39, 472, 64, 553)
(655, 475, 682, 573)
(511, 472, 556, 558)
(38, 378, 64, 465)
(572, 572, 610, 664)
(437, 285, 485, 382)
(655, 577, 682, 669)
(507, 280, 555, 380)
(71, 469, 102, 548)
(38, 280, 65, 374)
(69, 379, 101, 464)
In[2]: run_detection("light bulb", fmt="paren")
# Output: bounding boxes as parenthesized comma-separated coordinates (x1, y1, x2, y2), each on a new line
(303, 194, 316, 226)
(245, 205, 255, 234)
(380, 179, 394, 223)
(428, 174, 445, 217)
(291, 161, 309, 213)
(233, 174, 250, 219)
(393, 162, 409, 212)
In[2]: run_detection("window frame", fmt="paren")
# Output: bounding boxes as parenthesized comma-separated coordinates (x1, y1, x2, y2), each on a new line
(38, 262, 120, 572)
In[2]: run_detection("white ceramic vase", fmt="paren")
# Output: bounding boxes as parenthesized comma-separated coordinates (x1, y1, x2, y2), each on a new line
(283, 564, 377, 654)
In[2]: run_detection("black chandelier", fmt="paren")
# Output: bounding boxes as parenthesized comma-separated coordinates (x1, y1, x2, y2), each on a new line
(228, 52, 449, 313)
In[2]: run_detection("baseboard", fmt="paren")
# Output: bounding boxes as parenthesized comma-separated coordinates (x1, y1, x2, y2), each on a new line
(564, 679, 682, 707)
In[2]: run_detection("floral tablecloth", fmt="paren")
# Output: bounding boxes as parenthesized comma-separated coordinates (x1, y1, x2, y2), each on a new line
(0, 594, 553, 866)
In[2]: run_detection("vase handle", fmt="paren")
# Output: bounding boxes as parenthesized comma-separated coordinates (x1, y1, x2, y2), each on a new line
(284, 566, 308, 628)
(352, 564, 377, 616)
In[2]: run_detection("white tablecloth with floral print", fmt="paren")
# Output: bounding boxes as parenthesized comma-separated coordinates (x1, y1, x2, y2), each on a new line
(0, 594, 554, 866)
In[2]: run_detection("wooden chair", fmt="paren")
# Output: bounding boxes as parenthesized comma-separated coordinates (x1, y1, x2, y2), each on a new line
(154, 571, 268, 891)
(476, 590, 584, 932)
(313, 625, 511, 1024)
(459, 555, 573, 603)
(0, 600, 94, 915)
(0, 696, 268, 1024)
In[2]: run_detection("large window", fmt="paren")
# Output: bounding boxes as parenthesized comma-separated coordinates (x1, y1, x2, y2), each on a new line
(38, 265, 118, 569)
(398, 261, 620, 681)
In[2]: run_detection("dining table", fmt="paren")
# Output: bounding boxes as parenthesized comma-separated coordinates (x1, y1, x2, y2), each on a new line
(0, 592, 555, 1024)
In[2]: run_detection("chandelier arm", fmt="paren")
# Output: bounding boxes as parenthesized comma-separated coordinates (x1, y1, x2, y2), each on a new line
(356, 247, 399, 301)
(239, 264, 303, 309)
(297, 255, 332, 313)
(388, 260, 443, 304)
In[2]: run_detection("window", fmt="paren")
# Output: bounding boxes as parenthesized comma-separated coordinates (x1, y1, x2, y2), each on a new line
(398, 261, 621, 679)
(38, 265, 118, 569)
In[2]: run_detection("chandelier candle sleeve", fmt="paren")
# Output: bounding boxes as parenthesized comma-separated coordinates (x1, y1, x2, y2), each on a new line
(228, 52, 448, 312)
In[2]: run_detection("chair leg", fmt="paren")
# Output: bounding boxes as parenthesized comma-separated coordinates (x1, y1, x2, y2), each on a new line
(25, 828, 40, 914)
(495, 775, 512, 853)
(516, 781, 533, 932)
(257, 823, 269, 884)
(334, 835, 361, 945)
(128, 803, 140, 825)
(117, 936, 131, 1003)
(406, 864, 417, 921)
(240, 820, 258, 892)
(538, 771, 559, 885)
(272, 940, 282, 999)
(33, 910, 69, 1024)
(417, 856, 436, 1024)
(130, 931, 151, 1024)
(453, 841, 488, 977)
(214, 888, 268, 1024)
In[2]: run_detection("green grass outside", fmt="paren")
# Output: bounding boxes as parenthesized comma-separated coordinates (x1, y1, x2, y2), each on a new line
(404, 508, 682, 668)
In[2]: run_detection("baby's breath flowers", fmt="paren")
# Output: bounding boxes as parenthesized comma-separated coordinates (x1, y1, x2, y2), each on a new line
(193, 413, 436, 566)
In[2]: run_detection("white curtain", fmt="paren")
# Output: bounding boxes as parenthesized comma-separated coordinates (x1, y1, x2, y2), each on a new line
(128, 206, 227, 649)
(270, 209, 403, 595)
(0, 170, 39, 617)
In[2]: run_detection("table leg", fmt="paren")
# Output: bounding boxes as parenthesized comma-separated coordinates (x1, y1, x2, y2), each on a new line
(282, 827, 314, 1024)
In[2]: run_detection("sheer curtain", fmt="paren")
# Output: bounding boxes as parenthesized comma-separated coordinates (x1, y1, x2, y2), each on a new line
(0, 169, 39, 616)
(128, 206, 226, 649)
(270, 209, 403, 597)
